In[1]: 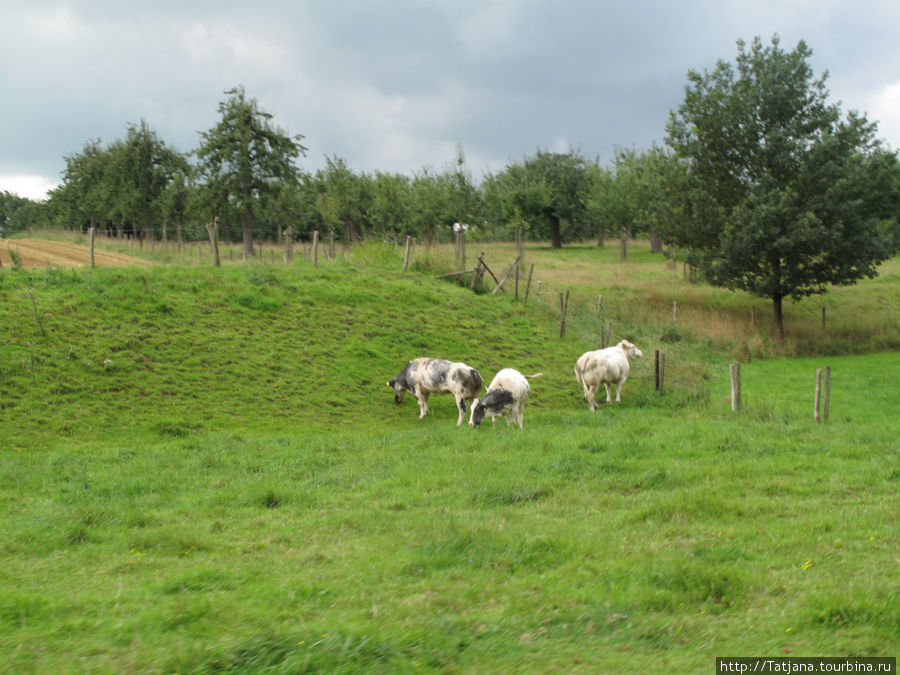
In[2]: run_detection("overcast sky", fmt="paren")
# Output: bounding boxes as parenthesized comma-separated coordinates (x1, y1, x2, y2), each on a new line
(2, 1, 899, 201)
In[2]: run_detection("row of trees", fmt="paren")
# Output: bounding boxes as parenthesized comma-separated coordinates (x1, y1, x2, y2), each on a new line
(4, 84, 697, 255)
(15, 117, 650, 254)
(4, 37, 899, 338)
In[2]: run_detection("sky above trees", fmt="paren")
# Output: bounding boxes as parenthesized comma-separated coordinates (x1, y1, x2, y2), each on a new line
(2, 0, 900, 200)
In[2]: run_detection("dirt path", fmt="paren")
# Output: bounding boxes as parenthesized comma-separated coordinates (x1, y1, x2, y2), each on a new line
(0, 239, 155, 270)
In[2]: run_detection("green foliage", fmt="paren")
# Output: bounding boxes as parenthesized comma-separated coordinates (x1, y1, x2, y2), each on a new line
(666, 35, 900, 338)
(0, 190, 45, 233)
(483, 148, 593, 247)
(194, 85, 308, 254)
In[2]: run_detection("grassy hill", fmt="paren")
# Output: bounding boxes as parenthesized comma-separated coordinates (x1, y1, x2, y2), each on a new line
(1, 240, 897, 672)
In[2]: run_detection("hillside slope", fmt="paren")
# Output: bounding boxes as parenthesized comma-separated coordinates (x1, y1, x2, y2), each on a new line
(2, 259, 705, 449)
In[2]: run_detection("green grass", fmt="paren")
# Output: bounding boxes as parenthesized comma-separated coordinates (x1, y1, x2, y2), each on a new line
(1, 241, 897, 673)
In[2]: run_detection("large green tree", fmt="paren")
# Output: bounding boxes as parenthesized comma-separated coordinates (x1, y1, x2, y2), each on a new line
(195, 86, 307, 258)
(57, 139, 110, 233)
(487, 149, 592, 248)
(122, 119, 185, 243)
(312, 156, 373, 242)
(666, 35, 900, 339)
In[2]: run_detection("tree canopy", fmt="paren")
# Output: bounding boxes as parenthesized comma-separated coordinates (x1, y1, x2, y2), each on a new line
(484, 149, 592, 248)
(195, 86, 308, 258)
(666, 35, 900, 338)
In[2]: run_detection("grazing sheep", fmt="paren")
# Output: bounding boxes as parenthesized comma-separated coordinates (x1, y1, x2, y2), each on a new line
(469, 368, 541, 429)
(574, 340, 642, 410)
(388, 358, 484, 425)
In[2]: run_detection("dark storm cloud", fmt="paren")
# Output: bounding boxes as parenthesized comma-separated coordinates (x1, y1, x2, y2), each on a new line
(2, 0, 898, 199)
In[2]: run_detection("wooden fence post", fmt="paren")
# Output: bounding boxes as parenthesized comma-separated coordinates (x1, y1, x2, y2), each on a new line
(673, 301, 678, 322)
(492, 255, 521, 295)
(312, 230, 319, 268)
(205, 216, 221, 267)
(559, 290, 570, 338)
(403, 235, 412, 273)
(658, 352, 665, 396)
(88, 226, 96, 268)
(523, 263, 535, 306)
(655, 350, 660, 392)
(469, 259, 483, 292)
(283, 227, 293, 264)
(814, 367, 831, 423)
(515, 263, 520, 301)
(730, 363, 741, 412)
(814, 368, 823, 423)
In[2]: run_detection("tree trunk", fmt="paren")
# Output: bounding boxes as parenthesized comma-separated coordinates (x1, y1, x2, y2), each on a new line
(773, 294, 784, 342)
(549, 213, 562, 249)
(242, 205, 254, 260)
(650, 227, 662, 254)
(597, 222, 605, 247)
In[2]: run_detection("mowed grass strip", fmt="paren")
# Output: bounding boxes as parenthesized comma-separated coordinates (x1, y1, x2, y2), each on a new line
(1, 243, 897, 672)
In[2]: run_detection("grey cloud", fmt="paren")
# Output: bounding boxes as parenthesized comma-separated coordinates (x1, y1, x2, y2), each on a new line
(2, 0, 899, 200)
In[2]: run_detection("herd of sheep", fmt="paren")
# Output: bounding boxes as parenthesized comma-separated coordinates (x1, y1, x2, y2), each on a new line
(387, 340, 643, 428)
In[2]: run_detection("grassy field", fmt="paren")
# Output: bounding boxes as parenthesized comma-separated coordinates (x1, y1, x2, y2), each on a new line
(1, 238, 897, 672)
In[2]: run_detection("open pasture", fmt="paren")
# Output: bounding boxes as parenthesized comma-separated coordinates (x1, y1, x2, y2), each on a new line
(0, 239, 896, 672)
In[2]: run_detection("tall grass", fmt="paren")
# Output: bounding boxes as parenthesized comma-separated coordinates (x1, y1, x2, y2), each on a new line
(0, 236, 897, 672)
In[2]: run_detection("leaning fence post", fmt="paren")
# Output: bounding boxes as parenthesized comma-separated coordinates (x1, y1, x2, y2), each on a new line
(823, 366, 830, 422)
(88, 226, 96, 268)
(730, 363, 741, 412)
(559, 290, 570, 338)
(523, 263, 535, 306)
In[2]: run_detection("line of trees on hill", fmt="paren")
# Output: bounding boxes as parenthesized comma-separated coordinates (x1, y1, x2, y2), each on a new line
(4, 37, 900, 339)
(5, 93, 665, 255)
